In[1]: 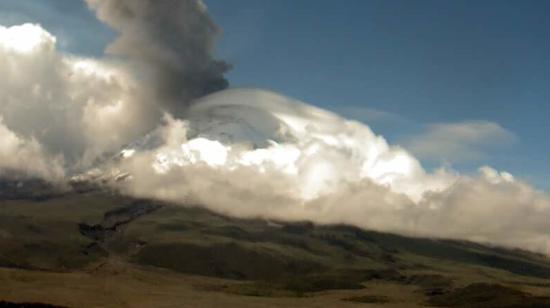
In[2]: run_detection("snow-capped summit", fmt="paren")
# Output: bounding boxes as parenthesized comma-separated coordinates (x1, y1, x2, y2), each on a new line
(112, 88, 455, 201)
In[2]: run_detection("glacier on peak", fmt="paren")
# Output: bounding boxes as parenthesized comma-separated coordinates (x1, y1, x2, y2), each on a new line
(116, 88, 456, 202)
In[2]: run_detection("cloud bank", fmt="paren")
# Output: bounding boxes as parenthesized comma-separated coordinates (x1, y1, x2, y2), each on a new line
(106, 89, 550, 255)
(1, 9, 550, 256)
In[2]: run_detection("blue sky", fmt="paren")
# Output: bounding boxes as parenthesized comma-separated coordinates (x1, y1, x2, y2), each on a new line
(0, 0, 548, 190)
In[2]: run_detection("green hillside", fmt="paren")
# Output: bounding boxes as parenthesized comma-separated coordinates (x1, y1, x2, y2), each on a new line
(1, 188, 550, 307)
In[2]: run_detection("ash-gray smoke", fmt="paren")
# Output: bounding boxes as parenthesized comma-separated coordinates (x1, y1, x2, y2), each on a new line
(85, 0, 231, 115)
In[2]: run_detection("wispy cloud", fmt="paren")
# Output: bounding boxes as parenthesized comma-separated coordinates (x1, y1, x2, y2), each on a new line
(404, 121, 517, 163)
(333, 106, 408, 126)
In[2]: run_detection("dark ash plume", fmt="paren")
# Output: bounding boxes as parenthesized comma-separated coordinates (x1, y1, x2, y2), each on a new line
(85, 0, 231, 115)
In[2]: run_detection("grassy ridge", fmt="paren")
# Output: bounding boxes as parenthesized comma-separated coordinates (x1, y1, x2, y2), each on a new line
(1, 190, 550, 306)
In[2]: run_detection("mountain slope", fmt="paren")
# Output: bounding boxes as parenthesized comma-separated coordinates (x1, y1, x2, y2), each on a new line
(1, 189, 550, 307)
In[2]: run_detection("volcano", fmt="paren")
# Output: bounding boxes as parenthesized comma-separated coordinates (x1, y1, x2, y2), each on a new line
(111, 88, 454, 204)
(3, 90, 550, 307)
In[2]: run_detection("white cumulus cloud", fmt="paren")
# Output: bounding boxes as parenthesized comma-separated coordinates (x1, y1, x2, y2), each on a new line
(0, 23, 159, 178)
(103, 89, 550, 255)
(0, 116, 64, 180)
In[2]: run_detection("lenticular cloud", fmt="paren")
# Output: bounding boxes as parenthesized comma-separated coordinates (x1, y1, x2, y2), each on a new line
(2, 23, 550, 256)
